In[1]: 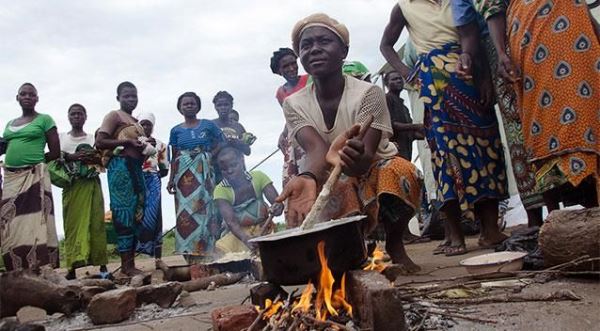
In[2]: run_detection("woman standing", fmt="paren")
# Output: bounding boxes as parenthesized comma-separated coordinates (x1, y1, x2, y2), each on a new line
(137, 112, 168, 259)
(168, 92, 224, 261)
(278, 13, 422, 271)
(488, 0, 600, 210)
(214, 144, 283, 254)
(1, 83, 60, 271)
(59, 103, 108, 279)
(380, 1, 509, 255)
(270, 47, 311, 187)
(96, 81, 146, 276)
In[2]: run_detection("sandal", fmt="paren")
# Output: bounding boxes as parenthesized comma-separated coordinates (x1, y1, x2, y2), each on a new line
(433, 242, 450, 255)
(444, 244, 468, 256)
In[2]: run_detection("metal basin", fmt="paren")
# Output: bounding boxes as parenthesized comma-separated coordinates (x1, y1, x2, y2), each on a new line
(249, 216, 367, 285)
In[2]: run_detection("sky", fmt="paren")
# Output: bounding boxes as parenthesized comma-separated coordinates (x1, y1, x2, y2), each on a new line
(0, 0, 411, 238)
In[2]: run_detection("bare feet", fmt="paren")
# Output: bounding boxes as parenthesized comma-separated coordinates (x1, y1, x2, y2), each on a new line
(391, 255, 422, 273)
(478, 232, 508, 249)
(122, 266, 143, 277)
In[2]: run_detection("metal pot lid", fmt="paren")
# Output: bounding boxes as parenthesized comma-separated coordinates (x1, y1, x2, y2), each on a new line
(249, 215, 366, 243)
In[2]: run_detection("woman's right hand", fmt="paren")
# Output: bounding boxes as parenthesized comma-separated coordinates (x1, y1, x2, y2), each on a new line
(167, 181, 176, 194)
(275, 175, 317, 228)
(456, 53, 473, 80)
(497, 52, 519, 83)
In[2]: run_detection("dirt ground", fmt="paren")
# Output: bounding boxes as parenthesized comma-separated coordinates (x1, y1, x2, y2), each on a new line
(41, 235, 599, 331)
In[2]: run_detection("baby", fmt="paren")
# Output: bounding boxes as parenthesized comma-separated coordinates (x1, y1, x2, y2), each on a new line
(113, 123, 156, 156)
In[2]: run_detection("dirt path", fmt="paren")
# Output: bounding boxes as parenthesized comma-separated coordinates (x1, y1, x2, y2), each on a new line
(49, 236, 598, 331)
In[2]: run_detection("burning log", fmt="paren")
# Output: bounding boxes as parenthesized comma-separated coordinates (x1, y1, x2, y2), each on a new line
(251, 241, 359, 330)
(250, 283, 288, 309)
(181, 272, 247, 292)
(0, 270, 81, 318)
(539, 207, 600, 270)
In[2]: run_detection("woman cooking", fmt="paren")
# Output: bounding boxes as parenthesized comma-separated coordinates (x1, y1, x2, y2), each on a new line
(276, 13, 422, 272)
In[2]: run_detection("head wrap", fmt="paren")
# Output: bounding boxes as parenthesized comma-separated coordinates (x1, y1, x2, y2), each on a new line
(291, 13, 349, 55)
(137, 112, 155, 126)
(342, 61, 371, 81)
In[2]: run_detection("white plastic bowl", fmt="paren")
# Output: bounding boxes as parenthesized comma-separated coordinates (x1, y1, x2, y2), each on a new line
(460, 251, 528, 275)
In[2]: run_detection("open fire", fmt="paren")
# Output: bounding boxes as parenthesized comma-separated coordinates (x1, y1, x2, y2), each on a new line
(256, 240, 354, 328)
(363, 245, 387, 272)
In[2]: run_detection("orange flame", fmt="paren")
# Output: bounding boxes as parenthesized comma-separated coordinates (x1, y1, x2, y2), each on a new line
(314, 241, 353, 321)
(363, 246, 387, 272)
(262, 298, 283, 319)
(292, 281, 314, 313)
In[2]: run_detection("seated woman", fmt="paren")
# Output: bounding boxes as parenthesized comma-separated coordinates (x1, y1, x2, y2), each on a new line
(277, 13, 422, 272)
(214, 144, 283, 254)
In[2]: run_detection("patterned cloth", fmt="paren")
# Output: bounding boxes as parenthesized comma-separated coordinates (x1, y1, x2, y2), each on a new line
(507, 0, 600, 195)
(278, 75, 311, 188)
(142, 139, 168, 173)
(172, 148, 222, 256)
(213, 170, 272, 254)
(215, 199, 269, 254)
(312, 157, 421, 234)
(1, 163, 59, 270)
(482, 37, 544, 209)
(107, 157, 144, 253)
(418, 43, 509, 222)
(136, 172, 162, 257)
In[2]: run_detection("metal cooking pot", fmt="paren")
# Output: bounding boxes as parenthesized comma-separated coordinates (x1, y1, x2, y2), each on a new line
(249, 216, 367, 285)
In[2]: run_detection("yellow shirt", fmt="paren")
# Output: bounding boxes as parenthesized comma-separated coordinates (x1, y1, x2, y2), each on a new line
(398, 0, 459, 55)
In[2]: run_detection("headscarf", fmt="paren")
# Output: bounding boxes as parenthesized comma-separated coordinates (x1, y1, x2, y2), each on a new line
(291, 13, 349, 55)
(342, 61, 371, 81)
(137, 112, 156, 126)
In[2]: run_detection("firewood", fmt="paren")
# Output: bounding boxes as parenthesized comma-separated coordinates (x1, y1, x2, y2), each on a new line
(426, 289, 581, 305)
(181, 272, 247, 292)
(0, 270, 81, 317)
(539, 207, 600, 270)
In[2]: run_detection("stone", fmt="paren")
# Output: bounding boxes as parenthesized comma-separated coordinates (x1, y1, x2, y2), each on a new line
(347, 270, 407, 331)
(190, 264, 216, 280)
(87, 288, 137, 325)
(80, 286, 107, 307)
(211, 305, 258, 331)
(249, 283, 288, 309)
(0, 320, 46, 331)
(136, 282, 183, 308)
(129, 273, 150, 288)
(150, 269, 166, 285)
(16, 307, 46, 323)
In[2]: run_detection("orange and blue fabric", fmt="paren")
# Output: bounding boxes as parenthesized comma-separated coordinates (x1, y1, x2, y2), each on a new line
(418, 42, 509, 222)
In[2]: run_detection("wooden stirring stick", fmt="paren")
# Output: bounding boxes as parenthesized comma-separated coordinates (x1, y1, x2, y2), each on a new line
(300, 115, 375, 230)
